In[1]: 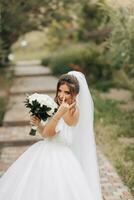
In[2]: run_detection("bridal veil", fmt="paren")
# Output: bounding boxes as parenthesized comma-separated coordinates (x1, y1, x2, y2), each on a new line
(68, 71, 103, 200)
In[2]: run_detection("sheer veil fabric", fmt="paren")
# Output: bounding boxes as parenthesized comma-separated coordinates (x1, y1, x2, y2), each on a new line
(68, 71, 103, 200)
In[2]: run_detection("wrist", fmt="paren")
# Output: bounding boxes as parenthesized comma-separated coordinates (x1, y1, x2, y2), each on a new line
(52, 112, 62, 122)
(38, 120, 44, 128)
(37, 122, 42, 129)
(55, 111, 64, 119)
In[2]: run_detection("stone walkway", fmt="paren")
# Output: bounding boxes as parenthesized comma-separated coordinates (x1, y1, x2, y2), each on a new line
(0, 60, 133, 200)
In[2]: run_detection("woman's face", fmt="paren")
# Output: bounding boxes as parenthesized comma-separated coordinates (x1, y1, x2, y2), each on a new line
(57, 84, 75, 105)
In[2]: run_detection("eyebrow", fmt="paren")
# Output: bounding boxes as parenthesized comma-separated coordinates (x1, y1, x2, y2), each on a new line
(58, 89, 70, 92)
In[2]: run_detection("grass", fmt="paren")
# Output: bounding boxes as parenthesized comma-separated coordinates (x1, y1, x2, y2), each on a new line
(93, 89, 134, 195)
(13, 49, 48, 61)
(12, 30, 49, 61)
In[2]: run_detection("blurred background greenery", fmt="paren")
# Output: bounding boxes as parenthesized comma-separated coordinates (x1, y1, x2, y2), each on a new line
(0, 0, 134, 195)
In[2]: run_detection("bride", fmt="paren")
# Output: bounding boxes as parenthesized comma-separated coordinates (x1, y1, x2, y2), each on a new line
(0, 71, 103, 200)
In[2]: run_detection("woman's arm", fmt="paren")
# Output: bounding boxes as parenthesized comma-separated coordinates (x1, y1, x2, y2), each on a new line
(30, 97, 76, 138)
(30, 112, 63, 139)
(64, 105, 79, 127)
(40, 111, 63, 138)
(38, 106, 79, 138)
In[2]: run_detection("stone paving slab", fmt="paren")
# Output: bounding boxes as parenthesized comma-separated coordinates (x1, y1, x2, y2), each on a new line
(98, 150, 134, 200)
(15, 66, 51, 77)
(10, 76, 58, 95)
(16, 60, 41, 66)
(3, 93, 55, 126)
(0, 126, 42, 144)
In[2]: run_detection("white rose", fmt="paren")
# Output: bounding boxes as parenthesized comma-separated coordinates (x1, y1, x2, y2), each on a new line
(47, 109, 54, 116)
(28, 93, 40, 104)
(27, 93, 58, 113)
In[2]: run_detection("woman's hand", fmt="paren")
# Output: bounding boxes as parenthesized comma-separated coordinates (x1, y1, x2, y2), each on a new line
(30, 116, 41, 127)
(57, 96, 76, 117)
(69, 100, 77, 115)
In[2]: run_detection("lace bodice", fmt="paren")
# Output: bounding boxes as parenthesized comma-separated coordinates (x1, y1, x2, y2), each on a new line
(43, 117, 74, 147)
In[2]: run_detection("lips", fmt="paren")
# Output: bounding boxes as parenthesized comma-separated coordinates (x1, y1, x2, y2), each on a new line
(58, 98, 62, 103)
(58, 97, 63, 101)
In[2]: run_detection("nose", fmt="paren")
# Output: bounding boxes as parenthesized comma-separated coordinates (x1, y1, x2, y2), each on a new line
(59, 94, 65, 100)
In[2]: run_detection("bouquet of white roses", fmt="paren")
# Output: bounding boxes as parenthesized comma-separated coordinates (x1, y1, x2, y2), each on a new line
(25, 93, 58, 136)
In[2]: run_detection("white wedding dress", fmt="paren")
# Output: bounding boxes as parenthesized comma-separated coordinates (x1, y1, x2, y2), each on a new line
(0, 117, 94, 200)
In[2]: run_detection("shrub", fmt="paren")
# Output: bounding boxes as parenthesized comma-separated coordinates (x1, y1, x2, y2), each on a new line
(77, 1, 106, 43)
(50, 47, 85, 75)
(42, 43, 113, 81)
(41, 55, 52, 67)
(99, 3, 134, 76)
(94, 80, 116, 92)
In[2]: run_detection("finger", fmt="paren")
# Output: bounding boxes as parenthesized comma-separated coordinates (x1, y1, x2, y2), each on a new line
(32, 116, 40, 121)
(69, 101, 76, 109)
(62, 96, 66, 103)
(34, 116, 40, 120)
(71, 99, 76, 104)
(65, 103, 69, 108)
(30, 121, 34, 125)
(70, 107, 75, 115)
(30, 116, 35, 121)
(30, 115, 36, 119)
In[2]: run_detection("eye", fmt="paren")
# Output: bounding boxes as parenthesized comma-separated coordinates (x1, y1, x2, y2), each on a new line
(65, 91, 70, 94)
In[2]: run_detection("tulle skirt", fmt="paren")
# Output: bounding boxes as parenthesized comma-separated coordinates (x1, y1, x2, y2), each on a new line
(0, 140, 94, 200)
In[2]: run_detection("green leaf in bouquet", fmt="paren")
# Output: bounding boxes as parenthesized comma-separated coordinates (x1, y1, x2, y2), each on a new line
(54, 108, 58, 113)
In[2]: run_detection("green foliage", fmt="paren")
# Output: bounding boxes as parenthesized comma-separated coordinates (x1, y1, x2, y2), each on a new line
(42, 45, 86, 74)
(94, 91, 134, 194)
(94, 93, 134, 138)
(51, 64, 71, 75)
(115, 159, 134, 195)
(82, 3, 103, 29)
(99, 3, 134, 76)
(117, 111, 134, 138)
(0, 0, 84, 66)
(41, 55, 52, 67)
(0, 68, 14, 125)
(125, 146, 134, 162)
(94, 80, 116, 92)
(0, 39, 4, 68)
(0, 97, 6, 125)
(94, 96, 119, 125)
(49, 46, 84, 75)
(0, 0, 39, 66)
(47, 22, 77, 51)
(25, 99, 55, 121)
(0, 68, 14, 90)
(80, 44, 112, 81)
(77, 0, 106, 42)
(42, 43, 112, 81)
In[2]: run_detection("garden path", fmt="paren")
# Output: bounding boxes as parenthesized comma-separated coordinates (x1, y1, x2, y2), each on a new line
(0, 60, 133, 200)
